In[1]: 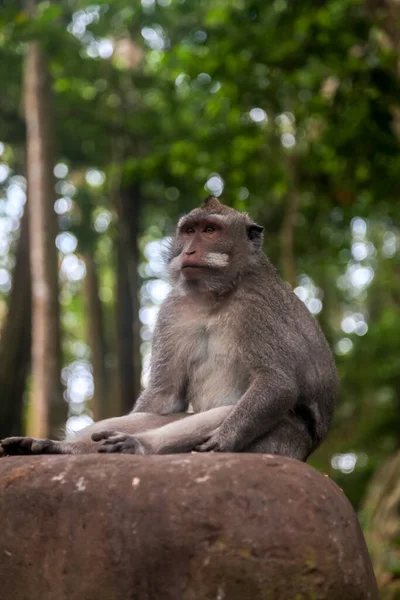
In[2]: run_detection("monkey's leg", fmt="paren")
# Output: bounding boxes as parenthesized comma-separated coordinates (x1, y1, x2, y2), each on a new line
(94, 405, 234, 455)
(243, 415, 314, 462)
(0, 412, 188, 456)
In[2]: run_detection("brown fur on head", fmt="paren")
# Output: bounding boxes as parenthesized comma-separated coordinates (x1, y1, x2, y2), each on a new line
(203, 195, 233, 214)
(187, 195, 238, 219)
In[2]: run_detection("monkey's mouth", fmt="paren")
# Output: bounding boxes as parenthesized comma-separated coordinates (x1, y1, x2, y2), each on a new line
(181, 264, 210, 278)
(181, 264, 208, 270)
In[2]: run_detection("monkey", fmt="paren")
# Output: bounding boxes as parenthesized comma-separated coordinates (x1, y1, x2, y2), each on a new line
(0, 196, 339, 461)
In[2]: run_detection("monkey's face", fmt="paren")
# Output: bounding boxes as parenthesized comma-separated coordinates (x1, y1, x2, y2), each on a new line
(181, 217, 231, 276)
(167, 205, 264, 295)
(169, 215, 231, 283)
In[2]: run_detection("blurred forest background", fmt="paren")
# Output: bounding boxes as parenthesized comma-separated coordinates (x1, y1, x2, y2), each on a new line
(0, 0, 400, 595)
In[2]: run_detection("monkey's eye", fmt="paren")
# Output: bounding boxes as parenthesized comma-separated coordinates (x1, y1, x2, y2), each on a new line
(204, 226, 215, 233)
(185, 227, 195, 234)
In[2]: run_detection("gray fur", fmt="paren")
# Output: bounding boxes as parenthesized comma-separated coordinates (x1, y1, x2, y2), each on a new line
(0, 197, 338, 461)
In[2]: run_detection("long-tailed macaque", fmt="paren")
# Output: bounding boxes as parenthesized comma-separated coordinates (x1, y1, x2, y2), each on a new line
(1, 197, 338, 461)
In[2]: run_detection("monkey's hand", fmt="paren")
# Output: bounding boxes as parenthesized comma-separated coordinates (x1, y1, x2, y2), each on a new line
(0, 437, 64, 456)
(195, 428, 234, 453)
(92, 431, 147, 455)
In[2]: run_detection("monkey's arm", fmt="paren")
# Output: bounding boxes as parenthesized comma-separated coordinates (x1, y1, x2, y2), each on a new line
(133, 298, 188, 414)
(197, 369, 298, 453)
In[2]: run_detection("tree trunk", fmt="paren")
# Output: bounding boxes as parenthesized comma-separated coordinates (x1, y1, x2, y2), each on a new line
(24, 8, 65, 438)
(279, 158, 299, 288)
(361, 451, 400, 599)
(84, 251, 109, 421)
(114, 183, 142, 415)
(0, 208, 31, 438)
(122, 183, 142, 406)
(115, 239, 135, 415)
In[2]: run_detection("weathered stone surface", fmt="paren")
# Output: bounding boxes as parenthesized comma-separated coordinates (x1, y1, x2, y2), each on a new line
(0, 454, 378, 600)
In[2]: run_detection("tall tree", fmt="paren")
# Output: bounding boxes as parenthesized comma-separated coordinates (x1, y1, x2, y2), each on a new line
(0, 208, 31, 438)
(24, 0, 65, 437)
(84, 250, 109, 420)
(115, 182, 142, 414)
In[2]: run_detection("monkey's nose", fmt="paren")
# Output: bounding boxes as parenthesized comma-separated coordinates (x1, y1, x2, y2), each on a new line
(185, 250, 196, 255)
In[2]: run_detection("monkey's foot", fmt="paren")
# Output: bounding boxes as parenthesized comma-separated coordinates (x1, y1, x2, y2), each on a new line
(0, 437, 64, 456)
(92, 431, 147, 455)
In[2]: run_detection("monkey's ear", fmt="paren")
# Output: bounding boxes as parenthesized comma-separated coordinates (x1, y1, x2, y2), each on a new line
(247, 224, 264, 248)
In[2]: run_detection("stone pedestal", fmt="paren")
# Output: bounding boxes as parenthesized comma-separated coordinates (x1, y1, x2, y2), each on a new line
(0, 453, 379, 600)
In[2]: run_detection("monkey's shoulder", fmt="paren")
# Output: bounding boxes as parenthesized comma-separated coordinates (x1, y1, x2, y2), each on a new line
(230, 274, 292, 322)
(230, 274, 331, 359)
(236, 270, 319, 321)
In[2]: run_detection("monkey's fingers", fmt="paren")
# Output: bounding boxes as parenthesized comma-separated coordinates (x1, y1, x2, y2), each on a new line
(100, 434, 130, 445)
(1, 436, 29, 446)
(98, 441, 126, 453)
(91, 430, 117, 442)
(195, 437, 220, 452)
(97, 434, 146, 455)
(1, 437, 36, 455)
